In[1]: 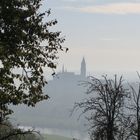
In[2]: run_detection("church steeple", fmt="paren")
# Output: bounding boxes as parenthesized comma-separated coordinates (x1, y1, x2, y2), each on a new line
(80, 57, 86, 77)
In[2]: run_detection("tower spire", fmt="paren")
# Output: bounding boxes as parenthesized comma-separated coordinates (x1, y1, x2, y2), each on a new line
(80, 57, 86, 77)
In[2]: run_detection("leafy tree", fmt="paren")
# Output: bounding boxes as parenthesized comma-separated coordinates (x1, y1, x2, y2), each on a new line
(74, 75, 129, 140)
(0, 0, 65, 120)
(0, 120, 41, 140)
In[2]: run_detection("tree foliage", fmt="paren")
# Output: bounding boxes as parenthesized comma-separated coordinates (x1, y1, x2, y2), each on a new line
(0, 120, 41, 140)
(0, 0, 65, 118)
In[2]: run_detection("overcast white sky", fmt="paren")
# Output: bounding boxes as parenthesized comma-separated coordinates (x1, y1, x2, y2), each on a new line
(42, 0, 140, 76)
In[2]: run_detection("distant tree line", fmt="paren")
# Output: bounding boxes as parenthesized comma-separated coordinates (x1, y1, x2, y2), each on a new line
(74, 74, 140, 140)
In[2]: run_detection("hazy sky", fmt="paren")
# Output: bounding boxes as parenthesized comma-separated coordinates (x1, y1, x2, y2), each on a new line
(42, 0, 140, 73)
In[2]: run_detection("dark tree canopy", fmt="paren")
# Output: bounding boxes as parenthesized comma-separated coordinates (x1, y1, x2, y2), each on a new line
(0, 0, 65, 118)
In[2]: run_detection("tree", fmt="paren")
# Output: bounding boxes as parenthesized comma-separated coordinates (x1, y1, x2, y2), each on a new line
(0, 120, 41, 140)
(115, 115, 134, 140)
(128, 73, 140, 140)
(0, 0, 65, 120)
(74, 75, 128, 140)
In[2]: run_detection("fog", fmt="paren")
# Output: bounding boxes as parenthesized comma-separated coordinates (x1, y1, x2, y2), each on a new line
(11, 64, 89, 139)
(10, 68, 140, 140)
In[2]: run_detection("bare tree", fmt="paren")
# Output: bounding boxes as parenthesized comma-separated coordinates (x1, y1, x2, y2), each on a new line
(129, 73, 140, 140)
(74, 75, 129, 140)
(116, 115, 134, 140)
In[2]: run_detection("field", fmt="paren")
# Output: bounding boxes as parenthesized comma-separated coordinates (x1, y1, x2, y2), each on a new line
(43, 134, 73, 140)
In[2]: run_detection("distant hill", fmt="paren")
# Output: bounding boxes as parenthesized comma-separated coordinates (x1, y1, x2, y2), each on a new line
(11, 59, 88, 127)
(11, 59, 137, 140)
(11, 58, 88, 139)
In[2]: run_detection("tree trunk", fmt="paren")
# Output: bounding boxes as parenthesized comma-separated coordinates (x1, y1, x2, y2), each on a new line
(138, 121, 140, 140)
(137, 117, 140, 140)
(107, 126, 114, 140)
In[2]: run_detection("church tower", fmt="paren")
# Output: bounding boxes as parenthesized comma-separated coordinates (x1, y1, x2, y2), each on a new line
(80, 57, 86, 77)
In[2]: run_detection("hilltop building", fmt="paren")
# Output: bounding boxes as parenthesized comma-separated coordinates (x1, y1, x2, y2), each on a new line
(53, 57, 87, 81)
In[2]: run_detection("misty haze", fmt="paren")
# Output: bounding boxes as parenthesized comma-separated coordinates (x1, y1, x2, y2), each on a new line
(1, 0, 140, 140)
